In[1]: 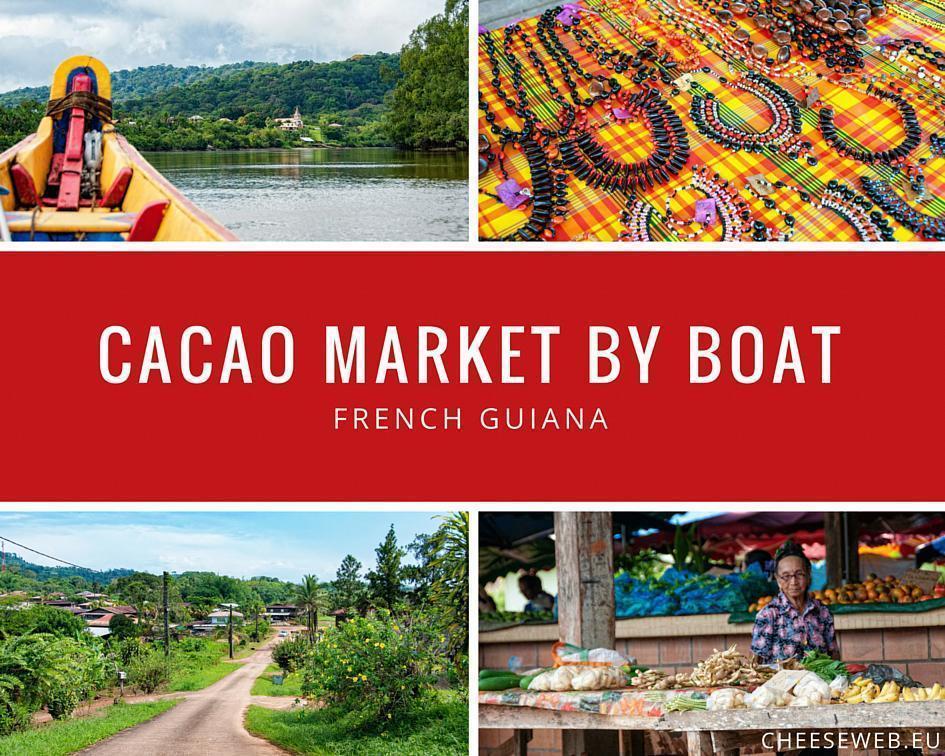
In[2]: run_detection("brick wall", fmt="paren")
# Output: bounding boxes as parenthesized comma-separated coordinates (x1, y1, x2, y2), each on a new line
(479, 626, 945, 755)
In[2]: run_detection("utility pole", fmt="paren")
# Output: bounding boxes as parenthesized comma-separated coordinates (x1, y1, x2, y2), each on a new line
(228, 605, 234, 659)
(162, 572, 170, 657)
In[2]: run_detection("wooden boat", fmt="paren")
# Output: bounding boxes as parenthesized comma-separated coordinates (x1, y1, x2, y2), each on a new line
(0, 56, 236, 241)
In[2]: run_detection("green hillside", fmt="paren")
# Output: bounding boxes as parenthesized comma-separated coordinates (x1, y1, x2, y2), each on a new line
(0, 61, 269, 108)
(0, 552, 132, 587)
(0, 0, 467, 150)
(119, 54, 400, 119)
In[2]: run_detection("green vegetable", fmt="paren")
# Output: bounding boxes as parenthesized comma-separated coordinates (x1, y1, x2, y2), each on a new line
(478, 675, 524, 691)
(665, 695, 707, 712)
(479, 669, 515, 680)
(519, 672, 543, 690)
(801, 651, 848, 683)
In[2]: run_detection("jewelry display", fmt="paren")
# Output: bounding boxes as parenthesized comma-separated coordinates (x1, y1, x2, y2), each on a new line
(478, 0, 945, 242)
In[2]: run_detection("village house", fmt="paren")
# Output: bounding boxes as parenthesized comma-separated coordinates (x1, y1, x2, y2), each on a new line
(274, 107, 304, 131)
(265, 604, 300, 622)
(208, 609, 243, 626)
(85, 613, 118, 638)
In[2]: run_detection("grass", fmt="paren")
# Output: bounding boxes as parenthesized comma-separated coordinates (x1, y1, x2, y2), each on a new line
(245, 689, 467, 755)
(168, 658, 239, 691)
(252, 664, 304, 697)
(167, 638, 244, 692)
(0, 700, 180, 756)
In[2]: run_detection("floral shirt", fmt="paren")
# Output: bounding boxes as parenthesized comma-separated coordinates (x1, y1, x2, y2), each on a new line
(750, 592, 837, 663)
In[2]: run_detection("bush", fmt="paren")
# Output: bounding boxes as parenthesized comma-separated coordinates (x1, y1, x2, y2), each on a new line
(111, 637, 148, 668)
(0, 699, 31, 736)
(128, 650, 169, 694)
(272, 635, 309, 675)
(0, 605, 87, 638)
(46, 687, 80, 720)
(301, 611, 437, 723)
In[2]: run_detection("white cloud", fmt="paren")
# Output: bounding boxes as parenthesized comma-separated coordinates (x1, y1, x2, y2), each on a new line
(3, 521, 338, 582)
(0, 0, 444, 89)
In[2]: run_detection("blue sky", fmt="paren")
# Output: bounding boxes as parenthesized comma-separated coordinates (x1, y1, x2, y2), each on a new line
(0, 511, 448, 582)
(0, 0, 444, 91)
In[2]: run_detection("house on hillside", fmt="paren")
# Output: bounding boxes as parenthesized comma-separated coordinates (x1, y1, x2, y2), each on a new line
(85, 613, 117, 638)
(107, 605, 138, 618)
(265, 604, 300, 622)
(188, 115, 204, 122)
(77, 591, 107, 600)
(275, 107, 304, 131)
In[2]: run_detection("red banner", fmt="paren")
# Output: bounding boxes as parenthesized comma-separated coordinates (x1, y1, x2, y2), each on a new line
(0, 251, 940, 501)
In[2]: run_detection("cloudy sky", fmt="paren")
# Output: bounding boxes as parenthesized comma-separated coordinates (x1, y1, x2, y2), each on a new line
(0, 511, 448, 582)
(0, 0, 443, 91)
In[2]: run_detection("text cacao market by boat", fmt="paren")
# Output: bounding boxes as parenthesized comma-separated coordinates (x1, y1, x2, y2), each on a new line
(0, 56, 235, 242)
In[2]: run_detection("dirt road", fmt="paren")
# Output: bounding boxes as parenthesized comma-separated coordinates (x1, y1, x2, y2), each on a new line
(80, 633, 291, 756)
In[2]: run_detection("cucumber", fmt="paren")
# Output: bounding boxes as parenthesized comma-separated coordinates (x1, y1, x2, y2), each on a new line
(519, 673, 540, 690)
(479, 669, 516, 680)
(478, 675, 524, 691)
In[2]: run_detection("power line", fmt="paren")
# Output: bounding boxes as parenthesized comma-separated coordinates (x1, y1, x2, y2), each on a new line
(0, 535, 99, 573)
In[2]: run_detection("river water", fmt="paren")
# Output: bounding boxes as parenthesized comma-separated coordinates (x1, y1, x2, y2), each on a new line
(144, 148, 469, 242)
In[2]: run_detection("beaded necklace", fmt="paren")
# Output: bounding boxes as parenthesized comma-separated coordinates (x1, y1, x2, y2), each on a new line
(817, 83, 921, 165)
(888, 0, 945, 32)
(479, 32, 536, 142)
(743, 177, 896, 240)
(478, 136, 570, 241)
(861, 171, 945, 240)
(559, 87, 691, 193)
(534, 9, 618, 108)
(645, 0, 806, 79)
(619, 166, 754, 241)
(690, 71, 804, 153)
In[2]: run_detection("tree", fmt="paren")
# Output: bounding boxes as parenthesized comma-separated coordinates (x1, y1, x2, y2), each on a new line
(331, 555, 365, 612)
(108, 613, 137, 641)
(0, 605, 87, 639)
(295, 575, 327, 645)
(367, 525, 406, 609)
(243, 595, 266, 641)
(428, 513, 469, 671)
(384, 0, 468, 149)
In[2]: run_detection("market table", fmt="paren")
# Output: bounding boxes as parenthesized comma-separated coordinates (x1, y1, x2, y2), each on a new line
(479, 695, 945, 754)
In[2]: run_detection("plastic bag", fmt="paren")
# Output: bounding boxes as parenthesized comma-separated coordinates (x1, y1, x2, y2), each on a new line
(552, 641, 628, 667)
(571, 666, 626, 690)
(528, 666, 581, 691)
(707, 688, 747, 710)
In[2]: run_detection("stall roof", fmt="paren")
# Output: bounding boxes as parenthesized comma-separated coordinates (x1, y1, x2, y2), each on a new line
(479, 512, 678, 549)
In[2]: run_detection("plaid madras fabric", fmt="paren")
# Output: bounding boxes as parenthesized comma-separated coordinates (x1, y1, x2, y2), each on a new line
(478, 0, 945, 242)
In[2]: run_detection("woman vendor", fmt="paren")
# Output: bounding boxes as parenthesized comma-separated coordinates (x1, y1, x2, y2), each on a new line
(751, 541, 839, 664)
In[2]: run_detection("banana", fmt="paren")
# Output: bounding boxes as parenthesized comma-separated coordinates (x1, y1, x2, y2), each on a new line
(916, 687, 927, 701)
(845, 691, 866, 704)
(931, 683, 942, 699)
(902, 686, 915, 702)
(853, 677, 868, 687)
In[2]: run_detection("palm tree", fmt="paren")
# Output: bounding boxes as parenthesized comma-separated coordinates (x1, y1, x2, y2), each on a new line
(295, 575, 327, 645)
(429, 512, 469, 669)
(243, 596, 266, 641)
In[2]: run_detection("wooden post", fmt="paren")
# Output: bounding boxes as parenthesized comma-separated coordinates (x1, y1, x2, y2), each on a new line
(825, 513, 860, 586)
(162, 571, 170, 656)
(555, 512, 619, 755)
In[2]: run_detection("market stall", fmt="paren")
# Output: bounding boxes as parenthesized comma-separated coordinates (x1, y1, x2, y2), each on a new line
(479, 511, 945, 755)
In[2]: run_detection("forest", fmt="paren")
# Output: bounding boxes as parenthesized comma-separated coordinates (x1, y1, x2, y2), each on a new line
(0, 0, 466, 152)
